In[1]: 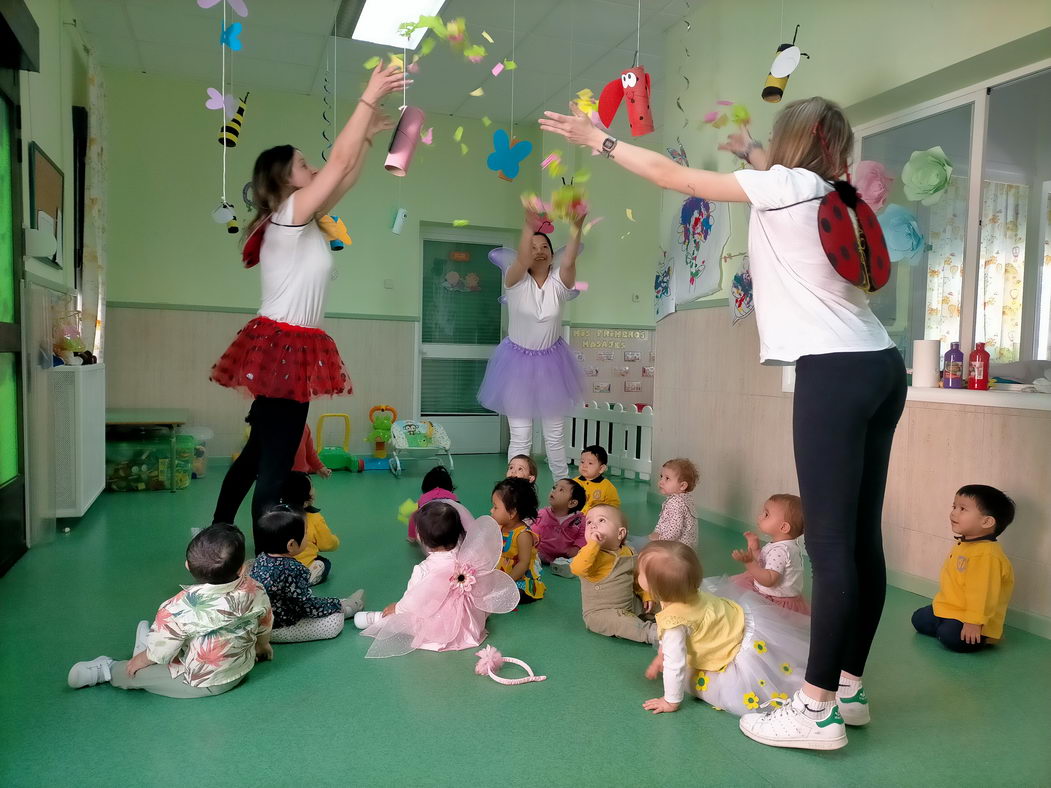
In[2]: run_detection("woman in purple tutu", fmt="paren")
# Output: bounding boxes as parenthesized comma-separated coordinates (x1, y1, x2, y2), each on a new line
(478, 207, 587, 479)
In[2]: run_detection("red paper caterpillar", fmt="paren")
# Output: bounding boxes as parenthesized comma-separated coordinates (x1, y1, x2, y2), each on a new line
(597, 66, 654, 137)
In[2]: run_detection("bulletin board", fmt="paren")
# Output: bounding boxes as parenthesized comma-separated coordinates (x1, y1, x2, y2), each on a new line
(571, 327, 655, 407)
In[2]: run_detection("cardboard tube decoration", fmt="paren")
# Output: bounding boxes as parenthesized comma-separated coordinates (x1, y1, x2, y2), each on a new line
(761, 26, 808, 103)
(385, 106, 426, 177)
(597, 66, 654, 137)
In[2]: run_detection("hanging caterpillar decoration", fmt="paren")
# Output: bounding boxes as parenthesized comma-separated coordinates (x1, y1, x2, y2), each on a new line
(219, 92, 249, 147)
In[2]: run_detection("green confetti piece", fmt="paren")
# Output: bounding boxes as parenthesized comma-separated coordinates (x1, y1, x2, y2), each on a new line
(460, 143, 469, 156)
(503, 59, 517, 70)
(454, 126, 464, 141)
(573, 169, 592, 183)
(481, 116, 492, 127)
(363, 56, 381, 70)
(452, 219, 470, 227)
(420, 37, 436, 56)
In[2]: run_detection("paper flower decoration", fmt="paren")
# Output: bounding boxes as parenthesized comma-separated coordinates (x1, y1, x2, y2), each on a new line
(854, 161, 893, 212)
(901, 146, 953, 206)
(878, 204, 924, 262)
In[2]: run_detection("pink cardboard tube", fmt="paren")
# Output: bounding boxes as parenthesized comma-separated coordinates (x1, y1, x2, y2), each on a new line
(385, 106, 426, 177)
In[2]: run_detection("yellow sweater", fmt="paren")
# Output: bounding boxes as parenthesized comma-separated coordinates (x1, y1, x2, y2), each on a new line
(570, 541, 649, 601)
(293, 511, 340, 568)
(655, 591, 745, 672)
(932, 539, 1014, 639)
(575, 475, 621, 512)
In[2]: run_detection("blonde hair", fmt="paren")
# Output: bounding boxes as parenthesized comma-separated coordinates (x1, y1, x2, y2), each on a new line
(638, 541, 701, 603)
(768, 493, 805, 538)
(588, 504, 628, 544)
(508, 454, 538, 478)
(662, 458, 699, 492)
(767, 97, 853, 180)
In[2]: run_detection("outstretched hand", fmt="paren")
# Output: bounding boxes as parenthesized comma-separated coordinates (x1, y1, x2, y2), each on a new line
(717, 127, 755, 158)
(368, 111, 396, 139)
(539, 104, 602, 148)
(363, 63, 411, 105)
(642, 697, 680, 714)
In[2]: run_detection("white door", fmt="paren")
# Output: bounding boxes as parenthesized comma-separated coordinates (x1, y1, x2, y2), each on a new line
(417, 228, 511, 453)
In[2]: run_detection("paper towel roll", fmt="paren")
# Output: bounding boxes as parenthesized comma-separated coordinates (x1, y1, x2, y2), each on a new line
(912, 339, 941, 387)
(384, 106, 425, 177)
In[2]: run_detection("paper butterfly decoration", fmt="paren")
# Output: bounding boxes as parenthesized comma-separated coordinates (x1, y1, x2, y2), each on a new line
(667, 139, 689, 167)
(198, 0, 248, 17)
(205, 88, 237, 118)
(219, 21, 243, 51)
(598, 66, 654, 137)
(488, 246, 587, 304)
(487, 129, 533, 181)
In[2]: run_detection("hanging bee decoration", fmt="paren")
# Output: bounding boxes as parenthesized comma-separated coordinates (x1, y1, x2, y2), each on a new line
(762, 25, 809, 103)
(219, 92, 249, 147)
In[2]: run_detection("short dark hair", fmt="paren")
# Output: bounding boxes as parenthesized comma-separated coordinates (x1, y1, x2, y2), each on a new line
(186, 523, 245, 584)
(533, 231, 553, 254)
(421, 465, 455, 494)
(255, 508, 307, 554)
(415, 501, 465, 550)
(493, 477, 539, 521)
(957, 484, 1015, 536)
(281, 471, 313, 510)
(582, 444, 608, 466)
(560, 478, 587, 514)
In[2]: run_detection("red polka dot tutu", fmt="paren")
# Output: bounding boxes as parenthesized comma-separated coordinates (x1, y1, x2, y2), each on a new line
(210, 316, 352, 403)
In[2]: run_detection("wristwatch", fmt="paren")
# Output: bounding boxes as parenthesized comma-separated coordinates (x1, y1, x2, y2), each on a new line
(737, 140, 763, 162)
(600, 136, 619, 157)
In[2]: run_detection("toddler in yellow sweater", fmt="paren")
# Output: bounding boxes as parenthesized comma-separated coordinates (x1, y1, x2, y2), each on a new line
(575, 444, 621, 513)
(912, 485, 1015, 652)
(282, 472, 341, 585)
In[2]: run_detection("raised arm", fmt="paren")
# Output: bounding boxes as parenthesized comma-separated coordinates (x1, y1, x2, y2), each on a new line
(317, 112, 396, 216)
(559, 212, 585, 289)
(504, 208, 540, 288)
(292, 63, 409, 224)
(538, 106, 751, 203)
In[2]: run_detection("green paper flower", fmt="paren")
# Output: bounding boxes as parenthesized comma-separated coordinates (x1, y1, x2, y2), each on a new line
(730, 104, 751, 126)
(901, 146, 953, 206)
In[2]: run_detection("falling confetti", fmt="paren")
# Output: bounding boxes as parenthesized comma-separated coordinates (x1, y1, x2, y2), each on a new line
(541, 153, 561, 170)
(420, 127, 433, 145)
(481, 116, 492, 127)
(482, 30, 494, 43)
(491, 62, 505, 77)
(582, 216, 605, 235)
(626, 208, 636, 222)
(460, 143, 469, 155)
(453, 219, 471, 227)
(363, 56, 381, 69)
(454, 126, 464, 141)
(574, 88, 598, 115)
(469, 87, 484, 97)
(503, 59, 517, 70)
(620, 231, 632, 240)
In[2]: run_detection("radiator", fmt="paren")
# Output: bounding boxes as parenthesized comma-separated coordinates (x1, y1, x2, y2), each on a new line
(50, 364, 106, 518)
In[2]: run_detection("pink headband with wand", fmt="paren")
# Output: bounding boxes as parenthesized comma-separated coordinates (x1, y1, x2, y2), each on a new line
(474, 645, 546, 686)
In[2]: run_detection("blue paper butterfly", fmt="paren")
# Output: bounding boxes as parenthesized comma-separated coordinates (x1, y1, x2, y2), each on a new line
(220, 22, 243, 51)
(486, 129, 532, 181)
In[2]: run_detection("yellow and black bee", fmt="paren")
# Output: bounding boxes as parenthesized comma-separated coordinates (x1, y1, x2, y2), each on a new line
(219, 92, 249, 147)
(761, 26, 808, 104)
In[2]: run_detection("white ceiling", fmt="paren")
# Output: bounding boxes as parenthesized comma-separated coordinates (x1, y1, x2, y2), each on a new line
(71, 0, 688, 124)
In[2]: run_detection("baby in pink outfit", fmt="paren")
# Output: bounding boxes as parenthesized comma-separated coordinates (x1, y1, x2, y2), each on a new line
(533, 478, 587, 564)
(406, 465, 458, 543)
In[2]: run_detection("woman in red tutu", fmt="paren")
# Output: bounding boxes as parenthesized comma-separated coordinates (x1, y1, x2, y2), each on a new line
(210, 62, 408, 540)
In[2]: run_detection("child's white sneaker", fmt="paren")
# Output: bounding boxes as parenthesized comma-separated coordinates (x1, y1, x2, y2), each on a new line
(739, 690, 848, 751)
(308, 560, 326, 585)
(340, 590, 365, 618)
(836, 683, 871, 726)
(354, 611, 383, 629)
(133, 620, 150, 655)
(550, 557, 574, 578)
(67, 656, 114, 688)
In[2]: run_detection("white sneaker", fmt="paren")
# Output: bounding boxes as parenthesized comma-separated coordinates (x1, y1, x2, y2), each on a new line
(133, 620, 150, 655)
(308, 561, 326, 585)
(836, 683, 871, 726)
(68, 656, 114, 688)
(354, 611, 383, 629)
(340, 589, 365, 618)
(739, 691, 848, 751)
(550, 557, 574, 578)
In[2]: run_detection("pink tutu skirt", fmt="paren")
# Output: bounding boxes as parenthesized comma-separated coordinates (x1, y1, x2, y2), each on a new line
(730, 572, 811, 615)
(477, 337, 585, 419)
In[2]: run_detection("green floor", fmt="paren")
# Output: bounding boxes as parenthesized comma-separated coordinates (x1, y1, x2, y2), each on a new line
(1, 454, 1049, 786)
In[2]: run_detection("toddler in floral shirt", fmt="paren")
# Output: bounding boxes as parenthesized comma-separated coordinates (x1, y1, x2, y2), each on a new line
(68, 524, 273, 698)
(647, 458, 699, 548)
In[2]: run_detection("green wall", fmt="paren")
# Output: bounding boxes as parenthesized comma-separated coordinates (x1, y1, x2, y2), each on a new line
(658, 0, 1051, 301)
(104, 69, 659, 326)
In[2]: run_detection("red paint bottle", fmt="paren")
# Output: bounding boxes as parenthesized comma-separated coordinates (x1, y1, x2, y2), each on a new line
(968, 342, 990, 390)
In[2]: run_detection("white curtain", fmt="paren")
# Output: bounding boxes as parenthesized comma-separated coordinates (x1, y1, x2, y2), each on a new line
(80, 48, 107, 360)
(976, 181, 1028, 362)
(924, 177, 968, 347)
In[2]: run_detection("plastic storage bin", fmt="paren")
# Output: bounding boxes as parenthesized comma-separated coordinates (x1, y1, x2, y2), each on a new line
(105, 431, 194, 491)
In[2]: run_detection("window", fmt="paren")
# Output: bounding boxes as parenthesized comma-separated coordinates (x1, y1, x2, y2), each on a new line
(855, 63, 1051, 374)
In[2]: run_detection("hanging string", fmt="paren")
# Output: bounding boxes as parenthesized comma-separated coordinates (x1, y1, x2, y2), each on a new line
(509, 0, 517, 135)
(220, 0, 227, 203)
(402, 44, 408, 110)
(634, 0, 641, 67)
(780, 0, 785, 41)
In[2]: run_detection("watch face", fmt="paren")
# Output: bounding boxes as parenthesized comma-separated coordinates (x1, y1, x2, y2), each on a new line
(603, 137, 615, 150)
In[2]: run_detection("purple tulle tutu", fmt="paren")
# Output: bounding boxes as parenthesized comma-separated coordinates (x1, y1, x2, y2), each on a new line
(478, 337, 585, 419)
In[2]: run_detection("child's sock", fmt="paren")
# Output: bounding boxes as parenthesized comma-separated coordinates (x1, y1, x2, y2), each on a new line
(797, 689, 836, 720)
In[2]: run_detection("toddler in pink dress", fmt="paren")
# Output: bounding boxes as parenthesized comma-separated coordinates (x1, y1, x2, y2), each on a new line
(533, 478, 587, 564)
(406, 465, 459, 543)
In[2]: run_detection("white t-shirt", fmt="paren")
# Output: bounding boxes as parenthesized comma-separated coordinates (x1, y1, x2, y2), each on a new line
(504, 268, 573, 350)
(755, 538, 804, 598)
(257, 194, 333, 329)
(733, 166, 894, 364)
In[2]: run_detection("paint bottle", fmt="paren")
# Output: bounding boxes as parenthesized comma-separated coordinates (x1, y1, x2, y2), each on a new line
(943, 342, 964, 388)
(968, 342, 990, 390)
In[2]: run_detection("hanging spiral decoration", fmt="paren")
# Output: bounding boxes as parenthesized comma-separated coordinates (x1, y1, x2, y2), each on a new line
(677, 5, 692, 128)
(321, 64, 333, 161)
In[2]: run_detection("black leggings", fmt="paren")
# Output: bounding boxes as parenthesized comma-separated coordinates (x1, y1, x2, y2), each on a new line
(213, 396, 309, 549)
(794, 348, 906, 691)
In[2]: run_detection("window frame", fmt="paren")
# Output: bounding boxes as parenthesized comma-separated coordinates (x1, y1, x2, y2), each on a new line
(781, 56, 1051, 410)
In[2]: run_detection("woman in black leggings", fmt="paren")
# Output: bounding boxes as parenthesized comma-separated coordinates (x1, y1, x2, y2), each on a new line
(541, 97, 906, 750)
(210, 63, 408, 543)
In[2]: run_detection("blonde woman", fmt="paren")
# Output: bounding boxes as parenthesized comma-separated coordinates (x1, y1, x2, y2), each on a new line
(541, 98, 906, 751)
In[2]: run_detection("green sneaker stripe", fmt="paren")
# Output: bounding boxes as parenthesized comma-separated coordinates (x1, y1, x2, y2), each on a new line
(840, 688, 868, 705)
(816, 706, 845, 727)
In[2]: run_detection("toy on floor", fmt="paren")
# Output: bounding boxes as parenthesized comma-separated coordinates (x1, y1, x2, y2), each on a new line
(389, 419, 454, 477)
(315, 413, 363, 472)
(474, 646, 547, 685)
(366, 405, 397, 458)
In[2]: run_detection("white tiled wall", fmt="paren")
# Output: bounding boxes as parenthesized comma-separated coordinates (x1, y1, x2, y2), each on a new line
(654, 307, 1051, 626)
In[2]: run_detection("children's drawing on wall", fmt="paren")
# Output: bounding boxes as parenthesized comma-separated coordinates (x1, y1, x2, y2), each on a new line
(655, 194, 731, 321)
(642, 366, 654, 377)
(730, 254, 755, 325)
(623, 351, 640, 362)
(624, 381, 641, 393)
(614, 366, 630, 377)
(584, 366, 599, 377)
(655, 249, 673, 320)
(593, 383, 612, 394)
(572, 327, 656, 406)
